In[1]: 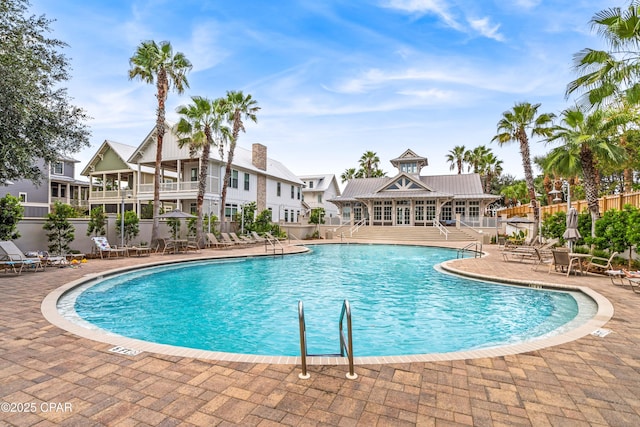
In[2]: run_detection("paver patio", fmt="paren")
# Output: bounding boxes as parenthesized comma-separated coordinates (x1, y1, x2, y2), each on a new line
(1, 242, 639, 426)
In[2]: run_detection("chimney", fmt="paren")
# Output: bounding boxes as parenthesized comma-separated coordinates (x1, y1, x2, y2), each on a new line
(252, 143, 267, 171)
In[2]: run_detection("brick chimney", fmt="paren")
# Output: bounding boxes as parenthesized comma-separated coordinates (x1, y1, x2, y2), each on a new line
(252, 143, 267, 171)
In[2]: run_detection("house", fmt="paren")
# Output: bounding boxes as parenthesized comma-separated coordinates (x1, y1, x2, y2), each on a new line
(81, 140, 163, 216)
(0, 156, 90, 217)
(123, 122, 304, 224)
(298, 174, 341, 223)
(329, 149, 499, 227)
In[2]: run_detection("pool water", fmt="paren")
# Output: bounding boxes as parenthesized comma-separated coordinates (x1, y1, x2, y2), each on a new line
(68, 244, 592, 357)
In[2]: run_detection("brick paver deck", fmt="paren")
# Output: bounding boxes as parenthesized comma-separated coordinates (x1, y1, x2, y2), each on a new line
(1, 242, 639, 426)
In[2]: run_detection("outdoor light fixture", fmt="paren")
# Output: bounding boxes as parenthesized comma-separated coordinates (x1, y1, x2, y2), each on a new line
(121, 191, 132, 247)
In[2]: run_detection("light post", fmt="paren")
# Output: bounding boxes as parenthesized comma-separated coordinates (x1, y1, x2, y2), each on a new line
(549, 179, 571, 247)
(120, 191, 132, 247)
(488, 202, 500, 244)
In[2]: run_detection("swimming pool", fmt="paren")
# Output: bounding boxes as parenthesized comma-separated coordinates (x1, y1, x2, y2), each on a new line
(57, 244, 598, 358)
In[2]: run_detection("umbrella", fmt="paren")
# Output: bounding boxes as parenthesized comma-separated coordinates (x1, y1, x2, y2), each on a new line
(157, 210, 196, 219)
(563, 207, 581, 250)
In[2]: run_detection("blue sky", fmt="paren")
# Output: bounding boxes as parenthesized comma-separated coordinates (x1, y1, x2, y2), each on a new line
(29, 0, 618, 182)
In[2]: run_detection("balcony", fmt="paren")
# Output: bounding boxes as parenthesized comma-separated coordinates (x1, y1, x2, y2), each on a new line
(138, 181, 211, 194)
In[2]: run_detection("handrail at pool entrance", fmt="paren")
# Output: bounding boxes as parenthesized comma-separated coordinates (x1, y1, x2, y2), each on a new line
(298, 300, 357, 380)
(457, 241, 483, 259)
(264, 233, 284, 256)
(350, 218, 367, 237)
(339, 300, 357, 379)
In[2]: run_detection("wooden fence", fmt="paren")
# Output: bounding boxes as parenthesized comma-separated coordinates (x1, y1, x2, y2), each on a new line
(500, 191, 640, 218)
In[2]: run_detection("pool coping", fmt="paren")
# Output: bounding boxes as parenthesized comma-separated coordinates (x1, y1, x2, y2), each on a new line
(41, 245, 613, 366)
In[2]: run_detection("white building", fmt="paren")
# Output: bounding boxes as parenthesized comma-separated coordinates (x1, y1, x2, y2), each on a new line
(298, 174, 341, 223)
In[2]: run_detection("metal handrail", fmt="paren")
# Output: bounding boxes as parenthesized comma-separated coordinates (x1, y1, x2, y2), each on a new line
(298, 301, 310, 379)
(298, 300, 357, 380)
(433, 219, 449, 240)
(457, 241, 482, 258)
(339, 300, 357, 379)
(264, 235, 284, 256)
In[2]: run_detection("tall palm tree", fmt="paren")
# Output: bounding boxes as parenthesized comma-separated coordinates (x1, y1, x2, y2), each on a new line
(445, 145, 467, 174)
(566, 2, 640, 108)
(341, 168, 357, 183)
(129, 40, 192, 245)
(220, 91, 260, 227)
(546, 106, 628, 237)
(492, 102, 555, 240)
(358, 151, 381, 178)
(175, 97, 230, 244)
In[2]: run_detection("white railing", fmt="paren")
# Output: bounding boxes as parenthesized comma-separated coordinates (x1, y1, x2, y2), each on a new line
(349, 218, 367, 237)
(137, 181, 208, 194)
(433, 219, 449, 240)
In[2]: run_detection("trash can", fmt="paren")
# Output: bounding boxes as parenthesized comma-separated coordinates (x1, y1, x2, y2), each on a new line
(325, 230, 333, 240)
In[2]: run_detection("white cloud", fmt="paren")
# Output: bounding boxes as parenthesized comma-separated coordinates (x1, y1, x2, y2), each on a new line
(380, 0, 462, 30)
(467, 17, 504, 42)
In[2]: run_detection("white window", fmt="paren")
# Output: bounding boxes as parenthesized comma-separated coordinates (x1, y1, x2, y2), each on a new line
(52, 161, 63, 175)
(18, 192, 27, 203)
(228, 170, 238, 188)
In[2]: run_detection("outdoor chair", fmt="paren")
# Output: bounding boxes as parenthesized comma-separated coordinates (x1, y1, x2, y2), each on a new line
(251, 231, 266, 243)
(91, 236, 127, 259)
(586, 252, 618, 274)
(550, 248, 580, 277)
(230, 232, 253, 246)
(0, 241, 44, 274)
(532, 247, 554, 272)
(220, 233, 243, 247)
(205, 233, 233, 249)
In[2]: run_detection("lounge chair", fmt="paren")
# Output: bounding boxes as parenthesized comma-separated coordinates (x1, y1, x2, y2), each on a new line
(550, 249, 580, 277)
(532, 247, 553, 271)
(621, 270, 640, 294)
(205, 233, 233, 249)
(586, 252, 618, 274)
(0, 241, 44, 274)
(251, 231, 266, 243)
(220, 232, 243, 247)
(230, 232, 254, 246)
(184, 238, 202, 253)
(502, 245, 537, 263)
(91, 236, 127, 259)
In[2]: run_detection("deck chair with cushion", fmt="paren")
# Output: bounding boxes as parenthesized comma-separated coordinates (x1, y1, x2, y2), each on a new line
(587, 252, 618, 274)
(91, 236, 127, 259)
(550, 248, 580, 277)
(0, 241, 44, 274)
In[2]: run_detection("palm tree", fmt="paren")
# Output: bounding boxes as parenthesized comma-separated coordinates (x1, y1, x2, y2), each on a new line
(175, 97, 230, 244)
(465, 145, 491, 174)
(129, 40, 192, 245)
(358, 151, 381, 178)
(445, 145, 467, 174)
(341, 168, 357, 183)
(481, 152, 503, 193)
(546, 106, 628, 237)
(566, 2, 640, 108)
(220, 91, 260, 227)
(492, 102, 555, 240)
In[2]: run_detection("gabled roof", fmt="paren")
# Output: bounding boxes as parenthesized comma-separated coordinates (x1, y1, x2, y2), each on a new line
(330, 172, 498, 202)
(389, 149, 428, 168)
(298, 174, 340, 193)
(81, 140, 155, 176)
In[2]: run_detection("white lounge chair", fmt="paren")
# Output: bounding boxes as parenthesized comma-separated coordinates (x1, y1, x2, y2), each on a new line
(0, 241, 44, 274)
(91, 236, 127, 259)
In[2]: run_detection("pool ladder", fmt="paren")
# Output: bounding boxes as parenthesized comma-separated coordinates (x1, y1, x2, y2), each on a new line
(298, 300, 357, 380)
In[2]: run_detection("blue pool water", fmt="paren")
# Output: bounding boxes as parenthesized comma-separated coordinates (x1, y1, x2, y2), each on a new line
(70, 244, 589, 357)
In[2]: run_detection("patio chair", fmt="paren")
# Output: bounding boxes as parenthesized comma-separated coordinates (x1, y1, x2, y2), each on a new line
(532, 247, 553, 272)
(220, 232, 243, 247)
(251, 231, 266, 243)
(91, 236, 127, 259)
(0, 241, 44, 274)
(184, 237, 202, 253)
(586, 252, 618, 274)
(205, 233, 233, 249)
(550, 248, 580, 277)
(230, 232, 253, 246)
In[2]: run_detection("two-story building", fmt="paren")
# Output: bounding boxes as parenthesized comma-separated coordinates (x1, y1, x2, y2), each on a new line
(298, 174, 341, 223)
(0, 156, 90, 217)
(116, 122, 304, 224)
(329, 149, 499, 227)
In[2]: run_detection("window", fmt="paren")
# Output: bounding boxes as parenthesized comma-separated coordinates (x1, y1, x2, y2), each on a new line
(400, 162, 417, 174)
(189, 202, 197, 214)
(228, 170, 238, 188)
(415, 200, 424, 221)
(277, 182, 281, 197)
(52, 161, 63, 175)
(18, 192, 27, 203)
(455, 201, 466, 218)
(425, 200, 436, 221)
(309, 181, 314, 189)
(291, 185, 294, 199)
(384, 201, 392, 221)
(373, 202, 382, 221)
(244, 173, 250, 191)
(284, 209, 289, 222)
(317, 194, 322, 203)
(190, 168, 198, 182)
(225, 203, 238, 219)
(297, 187, 300, 200)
